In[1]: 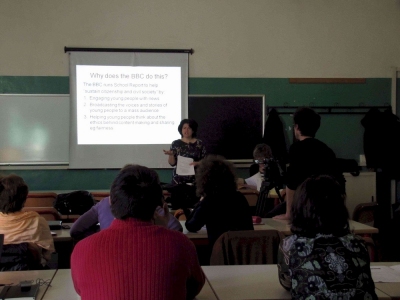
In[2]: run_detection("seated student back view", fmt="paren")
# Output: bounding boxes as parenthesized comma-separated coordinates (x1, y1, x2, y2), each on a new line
(71, 164, 205, 300)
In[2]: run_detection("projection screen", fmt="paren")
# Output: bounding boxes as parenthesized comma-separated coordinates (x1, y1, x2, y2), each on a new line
(68, 50, 189, 169)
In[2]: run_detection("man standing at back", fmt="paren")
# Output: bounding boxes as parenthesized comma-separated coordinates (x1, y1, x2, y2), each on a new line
(71, 164, 205, 300)
(274, 107, 343, 220)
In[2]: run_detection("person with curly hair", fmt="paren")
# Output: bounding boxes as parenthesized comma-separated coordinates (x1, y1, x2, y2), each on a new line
(185, 155, 254, 250)
(277, 175, 377, 299)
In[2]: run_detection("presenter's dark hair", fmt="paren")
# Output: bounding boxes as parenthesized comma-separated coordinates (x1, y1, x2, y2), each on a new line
(196, 155, 237, 198)
(293, 107, 321, 137)
(110, 164, 163, 221)
(290, 175, 349, 237)
(178, 119, 198, 138)
(0, 174, 29, 213)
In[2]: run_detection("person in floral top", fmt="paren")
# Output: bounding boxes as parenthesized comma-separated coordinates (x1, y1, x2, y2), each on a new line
(277, 175, 377, 300)
(163, 119, 207, 184)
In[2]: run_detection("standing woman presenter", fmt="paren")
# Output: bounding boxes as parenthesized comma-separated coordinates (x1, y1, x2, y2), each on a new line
(163, 119, 207, 184)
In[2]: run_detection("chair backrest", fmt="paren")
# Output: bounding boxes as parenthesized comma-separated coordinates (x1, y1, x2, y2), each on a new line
(22, 207, 62, 221)
(352, 202, 378, 226)
(90, 192, 110, 202)
(239, 189, 259, 207)
(25, 192, 58, 207)
(0, 242, 42, 271)
(210, 230, 280, 265)
(0, 234, 3, 262)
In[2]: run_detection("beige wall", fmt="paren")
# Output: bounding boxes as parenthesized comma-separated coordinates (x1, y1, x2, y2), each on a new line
(1, 0, 400, 77)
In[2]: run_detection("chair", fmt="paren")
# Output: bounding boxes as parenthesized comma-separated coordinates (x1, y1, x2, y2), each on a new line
(352, 202, 379, 262)
(25, 192, 58, 207)
(352, 202, 378, 227)
(210, 230, 281, 265)
(0, 242, 42, 271)
(90, 191, 110, 202)
(22, 207, 62, 221)
(239, 189, 259, 207)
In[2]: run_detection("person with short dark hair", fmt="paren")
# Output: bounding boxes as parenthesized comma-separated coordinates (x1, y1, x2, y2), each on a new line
(163, 119, 207, 184)
(274, 107, 343, 220)
(185, 156, 254, 250)
(277, 175, 377, 299)
(0, 174, 55, 263)
(71, 164, 205, 300)
(243, 143, 274, 191)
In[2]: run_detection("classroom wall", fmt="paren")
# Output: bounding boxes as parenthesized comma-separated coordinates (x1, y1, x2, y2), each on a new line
(1, 0, 400, 77)
(1, 0, 400, 190)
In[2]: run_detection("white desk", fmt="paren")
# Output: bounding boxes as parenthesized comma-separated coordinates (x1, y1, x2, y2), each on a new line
(43, 269, 217, 300)
(42, 269, 80, 300)
(0, 269, 56, 300)
(202, 264, 391, 300)
(202, 265, 291, 299)
(371, 262, 400, 300)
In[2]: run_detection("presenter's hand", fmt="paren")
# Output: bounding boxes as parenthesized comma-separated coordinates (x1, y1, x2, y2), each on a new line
(153, 202, 171, 228)
(163, 150, 174, 156)
(190, 161, 200, 167)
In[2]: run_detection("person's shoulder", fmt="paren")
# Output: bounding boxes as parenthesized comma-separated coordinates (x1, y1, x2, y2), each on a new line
(157, 225, 192, 244)
(171, 139, 181, 147)
(73, 228, 105, 250)
(281, 234, 298, 251)
(97, 197, 110, 208)
(311, 138, 333, 150)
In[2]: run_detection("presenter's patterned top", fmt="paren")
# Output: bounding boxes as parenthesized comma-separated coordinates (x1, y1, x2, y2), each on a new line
(170, 139, 207, 184)
(277, 233, 377, 300)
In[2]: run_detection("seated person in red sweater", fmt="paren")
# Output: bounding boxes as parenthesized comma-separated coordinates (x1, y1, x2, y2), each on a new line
(71, 164, 205, 300)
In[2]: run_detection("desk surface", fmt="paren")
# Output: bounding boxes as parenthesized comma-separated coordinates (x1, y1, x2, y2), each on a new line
(263, 218, 379, 235)
(372, 262, 400, 300)
(202, 265, 291, 300)
(44, 269, 217, 300)
(54, 218, 378, 243)
(1, 264, 395, 300)
(202, 265, 392, 300)
(179, 218, 378, 239)
(0, 269, 56, 300)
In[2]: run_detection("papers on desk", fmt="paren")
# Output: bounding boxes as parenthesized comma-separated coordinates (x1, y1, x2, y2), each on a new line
(176, 156, 195, 176)
(371, 265, 400, 282)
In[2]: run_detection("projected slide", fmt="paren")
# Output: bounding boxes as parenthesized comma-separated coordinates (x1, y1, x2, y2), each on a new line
(76, 65, 181, 144)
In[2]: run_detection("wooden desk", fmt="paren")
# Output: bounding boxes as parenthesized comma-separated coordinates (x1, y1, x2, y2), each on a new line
(0, 270, 56, 300)
(263, 218, 379, 235)
(43, 269, 217, 300)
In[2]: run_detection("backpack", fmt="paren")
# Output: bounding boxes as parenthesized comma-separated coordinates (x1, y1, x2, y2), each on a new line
(53, 190, 95, 215)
